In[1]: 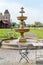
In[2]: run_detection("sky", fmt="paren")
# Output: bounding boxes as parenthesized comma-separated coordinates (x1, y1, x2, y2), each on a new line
(0, 0, 43, 24)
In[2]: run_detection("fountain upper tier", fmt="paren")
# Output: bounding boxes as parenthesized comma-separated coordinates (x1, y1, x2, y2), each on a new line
(17, 7, 27, 21)
(17, 16, 27, 21)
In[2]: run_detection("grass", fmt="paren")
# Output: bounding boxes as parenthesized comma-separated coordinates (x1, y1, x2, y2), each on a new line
(30, 28, 43, 39)
(0, 28, 43, 39)
(0, 29, 20, 40)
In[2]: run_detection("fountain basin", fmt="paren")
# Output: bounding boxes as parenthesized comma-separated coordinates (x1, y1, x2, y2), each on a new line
(15, 28, 29, 33)
(15, 28, 30, 42)
(17, 16, 27, 20)
(1, 39, 43, 49)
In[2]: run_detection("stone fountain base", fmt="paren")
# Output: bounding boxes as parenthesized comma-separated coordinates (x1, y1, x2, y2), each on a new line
(19, 37, 26, 42)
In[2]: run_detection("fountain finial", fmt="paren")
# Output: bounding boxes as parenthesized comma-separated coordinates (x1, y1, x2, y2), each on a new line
(20, 7, 25, 16)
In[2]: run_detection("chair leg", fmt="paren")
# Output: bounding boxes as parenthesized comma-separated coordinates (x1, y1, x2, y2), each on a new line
(24, 57, 29, 63)
(24, 54, 29, 60)
(19, 57, 22, 62)
(20, 54, 29, 63)
(19, 56, 29, 63)
(23, 53, 29, 62)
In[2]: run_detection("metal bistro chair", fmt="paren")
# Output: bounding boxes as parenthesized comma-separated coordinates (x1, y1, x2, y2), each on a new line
(18, 44, 29, 63)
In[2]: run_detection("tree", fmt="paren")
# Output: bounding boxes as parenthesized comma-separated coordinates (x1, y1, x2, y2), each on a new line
(11, 22, 16, 28)
(34, 21, 43, 27)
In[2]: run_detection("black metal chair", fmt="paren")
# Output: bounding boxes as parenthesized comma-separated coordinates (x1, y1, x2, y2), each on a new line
(18, 44, 29, 63)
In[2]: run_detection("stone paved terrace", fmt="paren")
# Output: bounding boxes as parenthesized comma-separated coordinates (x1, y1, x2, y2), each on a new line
(0, 48, 43, 65)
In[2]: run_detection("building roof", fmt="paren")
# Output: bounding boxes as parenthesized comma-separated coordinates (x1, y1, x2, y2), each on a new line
(4, 10, 9, 14)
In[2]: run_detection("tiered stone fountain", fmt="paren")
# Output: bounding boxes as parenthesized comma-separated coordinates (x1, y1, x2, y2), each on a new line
(15, 7, 30, 42)
(1, 7, 43, 50)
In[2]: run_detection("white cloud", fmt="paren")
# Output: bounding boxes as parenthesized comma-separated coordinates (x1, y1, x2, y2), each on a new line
(0, 1, 43, 24)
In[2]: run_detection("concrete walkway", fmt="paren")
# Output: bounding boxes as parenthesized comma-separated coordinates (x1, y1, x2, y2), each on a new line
(0, 48, 43, 65)
(0, 49, 36, 65)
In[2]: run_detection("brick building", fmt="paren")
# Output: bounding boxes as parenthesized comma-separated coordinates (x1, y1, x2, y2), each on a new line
(0, 10, 11, 28)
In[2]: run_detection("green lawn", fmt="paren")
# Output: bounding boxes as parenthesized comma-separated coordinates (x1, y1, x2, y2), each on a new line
(0, 28, 43, 39)
(0, 29, 20, 40)
(30, 28, 43, 39)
